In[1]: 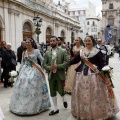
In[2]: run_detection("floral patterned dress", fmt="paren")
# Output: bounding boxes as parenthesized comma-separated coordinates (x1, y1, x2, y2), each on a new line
(71, 48, 119, 120)
(9, 49, 51, 115)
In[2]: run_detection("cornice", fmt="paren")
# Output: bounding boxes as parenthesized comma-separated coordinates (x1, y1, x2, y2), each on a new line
(8, 8, 20, 16)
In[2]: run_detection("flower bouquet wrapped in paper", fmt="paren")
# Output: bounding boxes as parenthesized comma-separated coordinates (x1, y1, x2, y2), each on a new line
(9, 71, 19, 87)
(102, 65, 114, 88)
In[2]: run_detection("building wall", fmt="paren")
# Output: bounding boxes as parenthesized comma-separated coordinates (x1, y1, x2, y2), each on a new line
(86, 17, 102, 39)
(0, 0, 80, 51)
(102, 0, 120, 44)
(68, 1, 99, 40)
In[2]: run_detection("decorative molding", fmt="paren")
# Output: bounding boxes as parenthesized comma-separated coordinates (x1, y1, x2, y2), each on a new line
(8, 8, 20, 16)
(55, 23, 60, 27)
(14, 0, 52, 16)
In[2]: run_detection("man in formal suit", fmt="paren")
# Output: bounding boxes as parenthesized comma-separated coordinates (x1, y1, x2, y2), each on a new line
(43, 36, 70, 116)
(17, 41, 26, 63)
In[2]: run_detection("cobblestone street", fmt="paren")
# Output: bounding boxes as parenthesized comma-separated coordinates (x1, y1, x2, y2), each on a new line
(0, 53, 120, 120)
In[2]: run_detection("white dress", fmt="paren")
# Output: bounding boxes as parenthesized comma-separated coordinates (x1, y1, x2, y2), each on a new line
(0, 108, 5, 120)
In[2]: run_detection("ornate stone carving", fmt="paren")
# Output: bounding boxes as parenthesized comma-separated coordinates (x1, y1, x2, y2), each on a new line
(55, 23, 60, 27)
(8, 8, 20, 16)
(15, 0, 52, 16)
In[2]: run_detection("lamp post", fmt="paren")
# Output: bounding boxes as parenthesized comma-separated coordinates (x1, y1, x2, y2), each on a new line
(33, 15, 42, 43)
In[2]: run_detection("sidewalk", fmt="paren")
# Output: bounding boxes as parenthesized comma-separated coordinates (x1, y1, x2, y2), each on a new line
(0, 53, 120, 120)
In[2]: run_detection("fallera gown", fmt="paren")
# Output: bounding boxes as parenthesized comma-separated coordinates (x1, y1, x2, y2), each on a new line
(9, 49, 51, 115)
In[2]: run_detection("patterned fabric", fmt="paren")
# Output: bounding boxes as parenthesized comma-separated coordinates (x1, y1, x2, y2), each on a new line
(64, 64, 78, 93)
(64, 46, 83, 93)
(71, 49, 119, 120)
(9, 49, 51, 115)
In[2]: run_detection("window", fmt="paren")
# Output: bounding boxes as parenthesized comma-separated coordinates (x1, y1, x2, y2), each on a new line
(91, 27, 97, 32)
(80, 30, 83, 33)
(92, 21, 95, 26)
(108, 18, 114, 26)
(87, 21, 89, 25)
(80, 11, 84, 15)
(73, 11, 75, 15)
(109, 3, 113, 9)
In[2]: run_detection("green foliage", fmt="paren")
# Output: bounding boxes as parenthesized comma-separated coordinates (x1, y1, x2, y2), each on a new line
(35, 29, 42, 35)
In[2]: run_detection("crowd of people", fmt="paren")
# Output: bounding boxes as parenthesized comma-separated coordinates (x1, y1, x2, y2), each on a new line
(0, 35, 119, 120)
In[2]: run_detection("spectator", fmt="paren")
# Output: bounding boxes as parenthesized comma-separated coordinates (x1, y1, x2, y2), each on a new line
(0, 49, 2, 84)
(2, 43, 16, 88)
(17, 41, 26, 63)
(118, 44, 120, 59)
(96, 39, 110, 65)
(0, 41, 6, 83)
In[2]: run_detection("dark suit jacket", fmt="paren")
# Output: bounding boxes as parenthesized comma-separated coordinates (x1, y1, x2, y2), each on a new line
(17, 45, 25, 63)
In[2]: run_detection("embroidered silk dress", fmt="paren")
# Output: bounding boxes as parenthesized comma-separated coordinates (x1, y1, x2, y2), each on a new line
(71, 48, 119, 120)
(64, 46, 84, 93)
(9, 49, 51, 115)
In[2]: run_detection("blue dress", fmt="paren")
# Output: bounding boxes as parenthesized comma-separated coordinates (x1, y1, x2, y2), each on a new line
(9, 49, 51, 115)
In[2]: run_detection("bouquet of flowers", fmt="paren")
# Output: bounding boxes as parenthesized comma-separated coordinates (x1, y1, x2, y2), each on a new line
(8, 71, 19, 87)
(102, 65, 114, 88)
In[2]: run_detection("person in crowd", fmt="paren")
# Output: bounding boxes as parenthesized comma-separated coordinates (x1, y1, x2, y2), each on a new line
(67, 42, 71, 50)
(0, 107, 5, 120)
(0, 41, 6, 83)
(70, 35, 119, 120)
(2, 43, 16, 88)
(43, 36, 69, 116)
(104, 41, 111, 65)
(9, 38, 51, 115)
(118, 44, 120, 60)
(96, 39, 110, 65)
(64, 37, 84, 94)
(17, 41, 26, 63)
(57, 37, 70, 55)
(0, 49, 2, 84)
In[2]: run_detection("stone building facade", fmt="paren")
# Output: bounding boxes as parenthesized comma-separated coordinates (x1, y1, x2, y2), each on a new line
(0, 0, 80, 51)
(101, 0, 120, 44)
(67, 1, 102, 40)
(86, 16, 102, 39)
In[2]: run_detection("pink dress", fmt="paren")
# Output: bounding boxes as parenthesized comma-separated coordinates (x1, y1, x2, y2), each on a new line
(71, 48, 119, 120)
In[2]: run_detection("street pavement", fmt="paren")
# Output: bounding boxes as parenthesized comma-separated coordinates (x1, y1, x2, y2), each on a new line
(0, 53, 120, 120)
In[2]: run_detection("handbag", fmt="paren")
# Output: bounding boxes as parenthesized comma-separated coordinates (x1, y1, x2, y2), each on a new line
(11, 58, 17, 66)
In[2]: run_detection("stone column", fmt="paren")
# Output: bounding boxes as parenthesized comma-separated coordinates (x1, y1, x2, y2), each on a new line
(3, 3, 10, 43)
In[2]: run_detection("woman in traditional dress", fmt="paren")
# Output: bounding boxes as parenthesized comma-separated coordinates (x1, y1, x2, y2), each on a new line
(9, 38, 51, 115)
(0, 107, 5, 120)
(64, 37, 84, 94)
(70, 36, 119, 120)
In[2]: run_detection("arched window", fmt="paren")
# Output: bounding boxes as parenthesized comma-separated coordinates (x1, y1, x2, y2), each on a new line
(46, 27, 52, 43)
(92, 21, 95, 26)
(23, 22, 32, 41)
(61, 30, 65, 42)
(108, 15, 114, 26)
